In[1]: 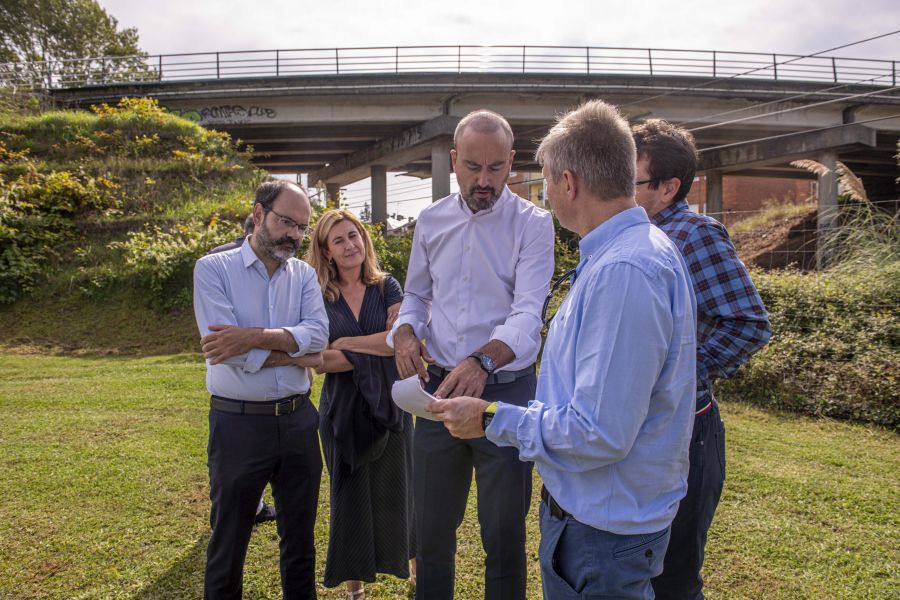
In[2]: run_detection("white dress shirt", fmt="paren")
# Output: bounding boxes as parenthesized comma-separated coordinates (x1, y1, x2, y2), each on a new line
(193, 239, 329, 401)
(388, 187, 554, 371)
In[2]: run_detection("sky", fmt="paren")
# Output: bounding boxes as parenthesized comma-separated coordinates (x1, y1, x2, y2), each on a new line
(97, 0, 900, 219)
(99, 0, 900, 60)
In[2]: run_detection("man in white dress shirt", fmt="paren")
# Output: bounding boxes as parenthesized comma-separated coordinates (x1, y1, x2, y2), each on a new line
(389, 110, 555, 600)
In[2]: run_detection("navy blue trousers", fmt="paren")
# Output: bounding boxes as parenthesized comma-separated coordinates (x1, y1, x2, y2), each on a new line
(651, 402, 726, 600)
(204, 400, 322, 600)
(414, 373, 536, 600)
(539, 502, 670, 599)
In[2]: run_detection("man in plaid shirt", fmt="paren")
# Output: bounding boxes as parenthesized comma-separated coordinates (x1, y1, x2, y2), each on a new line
(632, 119, 771, 600)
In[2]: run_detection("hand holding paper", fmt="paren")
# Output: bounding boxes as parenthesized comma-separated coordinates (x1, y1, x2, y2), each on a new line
(391, 375, 440, 421)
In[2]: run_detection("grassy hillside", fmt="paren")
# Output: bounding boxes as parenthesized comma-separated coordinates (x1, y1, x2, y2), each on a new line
(0, 96, 263, 354)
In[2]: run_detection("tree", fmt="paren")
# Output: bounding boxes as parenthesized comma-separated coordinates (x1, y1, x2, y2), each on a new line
(0, 0, 148, 88)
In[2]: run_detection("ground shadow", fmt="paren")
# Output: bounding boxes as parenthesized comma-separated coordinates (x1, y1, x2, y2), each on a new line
(132, 532, 209, 600)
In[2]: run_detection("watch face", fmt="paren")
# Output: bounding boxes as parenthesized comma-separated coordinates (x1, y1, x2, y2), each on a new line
(481, 355, 496, 372)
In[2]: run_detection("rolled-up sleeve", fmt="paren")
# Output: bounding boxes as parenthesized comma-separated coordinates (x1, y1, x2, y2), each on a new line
(489, 211, 555, 362)
(283, 267, 329, 356)
(388, 220, 432, 346)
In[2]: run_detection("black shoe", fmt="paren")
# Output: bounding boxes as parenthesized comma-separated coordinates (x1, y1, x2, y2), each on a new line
(254, 502, 276, 524)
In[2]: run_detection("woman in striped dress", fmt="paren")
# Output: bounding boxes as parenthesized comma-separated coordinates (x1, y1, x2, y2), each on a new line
(307, 209, 415, 599)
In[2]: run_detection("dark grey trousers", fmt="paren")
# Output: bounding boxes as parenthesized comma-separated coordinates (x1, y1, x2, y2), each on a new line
(414, 373, 536, 600)
(204, 400, 322, 600)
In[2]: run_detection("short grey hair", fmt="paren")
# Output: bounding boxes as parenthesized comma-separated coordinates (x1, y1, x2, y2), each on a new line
(453, 109, 514, 149)
(254, 180, 306, 211)
(535, 100, 635, 201)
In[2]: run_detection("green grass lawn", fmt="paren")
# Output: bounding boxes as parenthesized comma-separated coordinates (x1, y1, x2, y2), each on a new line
(0, 353, 897, 599)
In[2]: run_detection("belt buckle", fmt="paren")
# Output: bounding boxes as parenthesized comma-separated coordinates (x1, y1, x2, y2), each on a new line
(275, 399, 292, 416)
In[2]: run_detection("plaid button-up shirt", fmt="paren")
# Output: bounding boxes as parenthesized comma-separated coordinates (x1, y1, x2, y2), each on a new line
(652, 200, 771, 412)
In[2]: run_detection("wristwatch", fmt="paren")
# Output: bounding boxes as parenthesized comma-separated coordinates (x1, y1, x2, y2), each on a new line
(482, 401, 498, 431)
(468, 351, 497, 375)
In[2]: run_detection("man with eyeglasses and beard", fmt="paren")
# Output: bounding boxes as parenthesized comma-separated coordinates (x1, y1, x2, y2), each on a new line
(388, 109, 554, 600)
(193, 179, 329, 599)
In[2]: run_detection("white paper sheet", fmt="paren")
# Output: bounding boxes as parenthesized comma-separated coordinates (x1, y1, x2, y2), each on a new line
(391, 375, 440, 421)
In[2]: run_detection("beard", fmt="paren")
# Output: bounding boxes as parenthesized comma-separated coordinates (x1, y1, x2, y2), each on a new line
(255, 219, 299, 263)
(460, 182, 505, 213)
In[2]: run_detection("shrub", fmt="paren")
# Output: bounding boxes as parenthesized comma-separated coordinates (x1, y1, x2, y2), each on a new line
(718, 264, 899, 428)
(110, 217, 240, 309)
(0, 141, 122, 303)
(371, 228, 413, 285)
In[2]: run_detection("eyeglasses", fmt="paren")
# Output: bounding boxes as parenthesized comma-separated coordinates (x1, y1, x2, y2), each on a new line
(635, 179, 653, 186)
(541, 267, 577, 326)
(266, 208, 309, 233)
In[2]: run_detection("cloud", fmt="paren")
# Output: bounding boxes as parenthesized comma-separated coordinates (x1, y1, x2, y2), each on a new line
(98, 0, 899, 61)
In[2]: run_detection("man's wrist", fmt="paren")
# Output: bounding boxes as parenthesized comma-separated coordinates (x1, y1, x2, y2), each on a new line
(469, 351, 497, 374)
(482, 401, 498, 431)
(396, 323, 415, 339)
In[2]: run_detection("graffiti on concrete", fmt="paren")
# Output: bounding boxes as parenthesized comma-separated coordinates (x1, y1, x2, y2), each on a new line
(168, 105, 277, 124)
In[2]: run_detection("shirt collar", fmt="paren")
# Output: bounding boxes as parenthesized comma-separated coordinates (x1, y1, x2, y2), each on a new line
(240, 235, 260, 268)
(651, 199, 690, 226)
(240, 235, 289, 277)
(577, 206, 649, 276)
(455, 185, 511, 217)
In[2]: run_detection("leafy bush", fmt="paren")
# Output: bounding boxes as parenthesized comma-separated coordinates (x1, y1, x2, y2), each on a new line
(110, 217, 240, 309)
(371, 228, 413, 285)
(0, 140, 121, 303)
(718, 264, 899, 428)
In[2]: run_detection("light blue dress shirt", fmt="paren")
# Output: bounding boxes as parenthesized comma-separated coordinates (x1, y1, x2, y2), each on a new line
(387, 187, 555, 371)
(487, 207, 697, 535)
(193, 238, 329, 401)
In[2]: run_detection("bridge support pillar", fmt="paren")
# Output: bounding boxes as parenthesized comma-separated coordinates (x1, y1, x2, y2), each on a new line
(431, 140, 452, 202)
(325, 183, 341, 208)
(371, 165, 388, 232)
(816, 151, 839, 270)
(705, 171, 723, 221)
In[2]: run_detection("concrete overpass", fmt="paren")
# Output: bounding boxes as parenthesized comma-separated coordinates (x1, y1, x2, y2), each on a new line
(28, 45, 900, 227)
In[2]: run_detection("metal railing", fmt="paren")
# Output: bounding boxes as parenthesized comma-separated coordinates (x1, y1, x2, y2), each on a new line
(1, 45, 897, 90)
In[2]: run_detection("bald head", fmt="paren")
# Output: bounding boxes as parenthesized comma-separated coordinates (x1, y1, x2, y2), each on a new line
(453, 109, 514, 151)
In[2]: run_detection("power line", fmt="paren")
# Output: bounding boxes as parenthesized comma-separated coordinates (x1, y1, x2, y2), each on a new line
(619, 29, 900, 110)
(678, 72, 895, 128)
(687, 85, 900, 133)
(698, 113, 900, 153)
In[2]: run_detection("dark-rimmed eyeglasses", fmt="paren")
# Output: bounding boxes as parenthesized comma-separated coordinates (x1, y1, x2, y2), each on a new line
(541, 267, 577, 326)
(635, 179, 653, 186)
(266, 207, 309, 233)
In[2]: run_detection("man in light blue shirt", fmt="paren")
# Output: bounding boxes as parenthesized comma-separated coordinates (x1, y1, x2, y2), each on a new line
(431, 100, 697, 599)
(194, 180, 328, 600)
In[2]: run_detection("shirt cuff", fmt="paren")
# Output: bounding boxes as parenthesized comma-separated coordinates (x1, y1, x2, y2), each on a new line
(283, 325, 310, 358)
(490, 324, 531, 362)
(243, 348, 270, 373)
(485, 402, 527, 448)
(389, 316, 424, 347)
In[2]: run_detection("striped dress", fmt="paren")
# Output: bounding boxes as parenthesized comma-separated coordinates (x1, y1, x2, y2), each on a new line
(319, 276, 416, 587)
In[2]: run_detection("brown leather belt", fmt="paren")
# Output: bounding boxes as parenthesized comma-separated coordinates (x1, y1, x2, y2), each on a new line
(210, 392, 310, 416)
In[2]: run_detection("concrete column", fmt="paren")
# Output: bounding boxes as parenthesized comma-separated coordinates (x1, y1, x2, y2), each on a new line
(705, 171, 723, 221)
(371, 165, 388, 230)
(431, 140, 452, 202)
(816, 151, 839, 270)
(325, 183, 341, 208)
